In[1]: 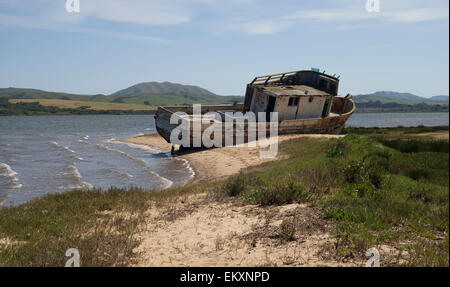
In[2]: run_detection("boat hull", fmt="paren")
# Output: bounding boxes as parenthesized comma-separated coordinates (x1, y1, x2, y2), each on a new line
(154, 97, 355, 146)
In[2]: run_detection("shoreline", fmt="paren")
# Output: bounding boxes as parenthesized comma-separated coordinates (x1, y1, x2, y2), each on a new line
(121, 133, 346, 185)
(122, 129, 449, 185)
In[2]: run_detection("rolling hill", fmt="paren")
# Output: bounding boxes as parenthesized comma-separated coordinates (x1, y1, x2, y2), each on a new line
(0, 88, 109, 102)
(0, 82, 244, 107)
(111, 81, 216, 97)
(354, 91, 449, 105)
(1, 85, 448, 113)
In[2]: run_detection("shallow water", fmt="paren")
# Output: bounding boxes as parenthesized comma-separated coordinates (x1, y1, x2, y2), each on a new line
(0, 115, 193, 207)
(0, 112, 448, 207)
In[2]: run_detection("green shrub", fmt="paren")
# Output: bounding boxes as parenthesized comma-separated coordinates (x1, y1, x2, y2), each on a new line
(224, 172, 247, 197)
(343, 160, 366, 183)
(247, 179, 306, 206)
(326, 140, 347, 158)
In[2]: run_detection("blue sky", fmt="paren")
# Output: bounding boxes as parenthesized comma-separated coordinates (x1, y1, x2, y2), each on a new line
(0, 0, 448, 97)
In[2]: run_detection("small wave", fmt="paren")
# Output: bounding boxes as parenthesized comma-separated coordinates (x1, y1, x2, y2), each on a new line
(7, 182, 23, 189)
(80, 140, 174, 189)
(77, 139, 90, 145)
(90, 143, 173, 189)
(103, 138, 116, 144)
(0, 162, 22, 189)
(92, 143, 150, 166)
(113, 140, 163, 154)
(50, 141, 75, 154)
(104, 168, 134, 179)
(0, 162, 17, 178)
(66, 164, 82, 180)
(148, 170, 173, 189)
(112, 141, 193, 184)
(177, 158, 196, 179)
(65, 165, 93, 190)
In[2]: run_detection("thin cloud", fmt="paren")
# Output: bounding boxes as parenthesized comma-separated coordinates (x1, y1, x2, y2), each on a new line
(287, 8, 449, 24)
(389, 8, 449, 23)
(0, 13, 168, 43)
(241, 20, 290, 35)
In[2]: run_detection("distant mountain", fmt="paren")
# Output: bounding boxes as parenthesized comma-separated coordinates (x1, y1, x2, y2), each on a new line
(111, 81, 216, 97)
(354, 91, 449, 105)
(430, 95, 449, 102)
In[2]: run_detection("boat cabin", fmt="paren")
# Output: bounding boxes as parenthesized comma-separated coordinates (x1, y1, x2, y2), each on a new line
(244, 70, 340, 121)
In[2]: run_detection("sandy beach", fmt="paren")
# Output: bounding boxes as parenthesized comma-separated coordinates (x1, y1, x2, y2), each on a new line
(121, 133, 358, 266)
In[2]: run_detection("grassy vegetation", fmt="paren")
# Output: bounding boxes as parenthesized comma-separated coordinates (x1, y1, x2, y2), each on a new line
(0, 98, 155, 116)
(0, 126, 448, 266)
(9, 99, 156, 111)
(344, 125, 449, 135)
(0, 185, 207, 266)
(220, 130, 448, 266)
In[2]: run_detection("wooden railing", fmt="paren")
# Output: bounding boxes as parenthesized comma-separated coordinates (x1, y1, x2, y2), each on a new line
(250, 70, 300, 85)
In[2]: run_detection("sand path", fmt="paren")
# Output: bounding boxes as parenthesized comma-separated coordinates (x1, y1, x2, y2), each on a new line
(133, 194, 360, 267)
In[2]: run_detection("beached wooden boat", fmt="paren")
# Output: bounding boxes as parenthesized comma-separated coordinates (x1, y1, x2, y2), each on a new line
(154, 69, 356, 147)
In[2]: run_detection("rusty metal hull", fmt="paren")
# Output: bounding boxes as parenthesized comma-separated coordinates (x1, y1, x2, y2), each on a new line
(154, 97, 355, 146)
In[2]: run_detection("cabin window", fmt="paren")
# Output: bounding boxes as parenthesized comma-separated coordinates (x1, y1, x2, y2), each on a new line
(318, 79, 327, 89)
(329, 83, 336, 94)
(309, 97, 313, 103)
(288, 97, 299, 106)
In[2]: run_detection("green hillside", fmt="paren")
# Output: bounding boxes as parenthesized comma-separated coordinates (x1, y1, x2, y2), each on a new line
(354, 91, 449, 105)
(0, 88, 108, 102)
(0, 84, 244, 106)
